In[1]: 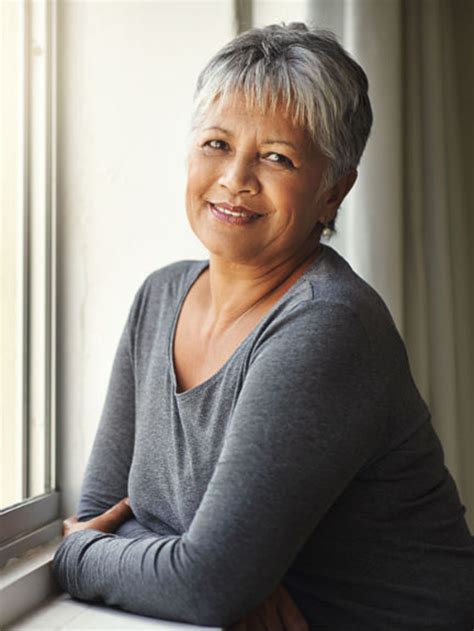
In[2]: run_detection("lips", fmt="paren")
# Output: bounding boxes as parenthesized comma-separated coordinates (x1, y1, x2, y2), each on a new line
(211, 202, 262, 217)
(208, 202, 263, 226)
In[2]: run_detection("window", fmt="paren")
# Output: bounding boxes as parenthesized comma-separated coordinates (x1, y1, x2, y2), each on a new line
(0, 0, 59, 566)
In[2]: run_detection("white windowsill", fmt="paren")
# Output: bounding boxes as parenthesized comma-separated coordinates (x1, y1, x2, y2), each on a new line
(0, 537, 223, 630)
(5, 593, 222, 630)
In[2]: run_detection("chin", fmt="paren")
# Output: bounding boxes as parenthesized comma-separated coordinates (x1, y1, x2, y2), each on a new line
(199, 230, 263, 263)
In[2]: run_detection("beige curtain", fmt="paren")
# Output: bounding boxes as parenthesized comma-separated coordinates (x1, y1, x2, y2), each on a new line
(308, 0, 474, 531)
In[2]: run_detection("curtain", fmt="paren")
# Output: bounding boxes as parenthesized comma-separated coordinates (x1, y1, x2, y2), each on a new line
(306, 0, 474, 530)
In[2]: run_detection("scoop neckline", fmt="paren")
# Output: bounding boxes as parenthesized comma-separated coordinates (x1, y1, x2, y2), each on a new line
(168, 245, 330, 400)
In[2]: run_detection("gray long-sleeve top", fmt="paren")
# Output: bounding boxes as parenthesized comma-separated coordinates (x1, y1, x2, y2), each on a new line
(51, 244, 474, 630)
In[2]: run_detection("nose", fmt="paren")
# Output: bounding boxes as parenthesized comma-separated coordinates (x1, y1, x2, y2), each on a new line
(218, 154, 260, 196)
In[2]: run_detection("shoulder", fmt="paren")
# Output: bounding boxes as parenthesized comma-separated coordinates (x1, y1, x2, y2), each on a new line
(135, 258, 206, 300)
(253, 246, 408, 392)
(143, 258, 206, 292)
(257, 246, 396, 347)
(305, 246, 407, 368)
(254, 297, 375, 387)
(305, 245, 400, 340)
(127, 258, 208, 326)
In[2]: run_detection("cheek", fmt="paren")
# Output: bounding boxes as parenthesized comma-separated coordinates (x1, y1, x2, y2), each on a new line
(187, 154, 218, 189)
(185, 161, 212, 215)
(272, 184, 306, 216)
(275, 188, 318, 232)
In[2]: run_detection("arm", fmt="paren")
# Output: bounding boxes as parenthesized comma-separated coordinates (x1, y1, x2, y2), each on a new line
(114, 516, 178, 539)
(52, 301, 385, 627)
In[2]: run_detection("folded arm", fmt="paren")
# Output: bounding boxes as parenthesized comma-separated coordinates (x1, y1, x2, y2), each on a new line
(52, 299, 385, 627)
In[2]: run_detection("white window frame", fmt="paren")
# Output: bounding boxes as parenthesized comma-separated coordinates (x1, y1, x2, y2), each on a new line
(0, 2, 60, 623)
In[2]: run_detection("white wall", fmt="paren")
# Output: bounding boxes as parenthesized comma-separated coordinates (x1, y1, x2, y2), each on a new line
(253, 0, 308, 25)
(56, 0, 235, 517)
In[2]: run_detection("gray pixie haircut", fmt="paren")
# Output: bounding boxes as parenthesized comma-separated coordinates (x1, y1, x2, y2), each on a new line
(189, 22, 373, 232)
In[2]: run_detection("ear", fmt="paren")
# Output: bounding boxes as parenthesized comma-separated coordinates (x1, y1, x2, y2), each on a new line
(320, 169, 358, 221)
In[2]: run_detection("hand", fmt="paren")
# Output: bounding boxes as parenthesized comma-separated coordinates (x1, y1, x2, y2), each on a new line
(62, 497, 133, 538)
(226, 583, 309, 631)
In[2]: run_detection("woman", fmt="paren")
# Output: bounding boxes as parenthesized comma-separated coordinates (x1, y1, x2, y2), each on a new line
(52, 23, 474, 630)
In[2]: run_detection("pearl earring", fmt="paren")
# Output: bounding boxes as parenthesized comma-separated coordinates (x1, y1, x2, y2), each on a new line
(322, 224, 332, 239)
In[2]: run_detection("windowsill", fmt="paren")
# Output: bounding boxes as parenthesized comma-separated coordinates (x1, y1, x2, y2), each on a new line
(5, 592, 222, 630)
(0, 535, 63, 628)
(0, 536, 223, 630)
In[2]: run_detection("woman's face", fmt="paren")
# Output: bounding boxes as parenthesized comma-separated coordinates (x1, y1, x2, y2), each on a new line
(185, 95, 330, 266)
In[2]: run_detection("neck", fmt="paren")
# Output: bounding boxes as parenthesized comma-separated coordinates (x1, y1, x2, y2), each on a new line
(202, 240, 323, 336)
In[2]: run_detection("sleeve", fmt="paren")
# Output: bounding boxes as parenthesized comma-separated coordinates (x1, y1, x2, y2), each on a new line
(114, 516, 178, 539)
(51, 300, 387, 628)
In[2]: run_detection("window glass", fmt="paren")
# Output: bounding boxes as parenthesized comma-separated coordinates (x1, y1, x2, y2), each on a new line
(0, 0, 55, 510)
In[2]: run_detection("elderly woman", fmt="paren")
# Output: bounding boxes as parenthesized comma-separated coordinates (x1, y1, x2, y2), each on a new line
(52, 23, 474, 631)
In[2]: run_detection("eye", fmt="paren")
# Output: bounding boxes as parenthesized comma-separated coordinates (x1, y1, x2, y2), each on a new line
(265, 152, 294, 168)
(203, 139, 228, 151)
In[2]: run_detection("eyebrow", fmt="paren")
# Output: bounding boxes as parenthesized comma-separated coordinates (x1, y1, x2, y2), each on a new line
(202, 126, 299, 151)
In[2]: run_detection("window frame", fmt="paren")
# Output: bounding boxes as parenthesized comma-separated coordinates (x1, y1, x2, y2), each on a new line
(0, 0, 59, 571)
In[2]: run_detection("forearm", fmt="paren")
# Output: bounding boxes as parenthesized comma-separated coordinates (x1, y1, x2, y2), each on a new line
(51, 529, 205, 624)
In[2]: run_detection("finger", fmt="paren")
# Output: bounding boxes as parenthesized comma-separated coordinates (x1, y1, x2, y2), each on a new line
(62, 517, 88, 537)
(62, 516, 78, 534)
(259, 598, 285, 631)
(245, 610, 268, 631)
(276, 585, 309, 631)
(278, 599, 309, 631)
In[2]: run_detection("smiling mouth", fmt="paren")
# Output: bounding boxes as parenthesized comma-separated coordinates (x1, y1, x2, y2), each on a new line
(209, 202, 263, 218)
(208, 202, 264, 226)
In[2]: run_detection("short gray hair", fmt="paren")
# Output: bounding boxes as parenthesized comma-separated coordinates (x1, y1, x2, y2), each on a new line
(189, 22, 373, 233)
